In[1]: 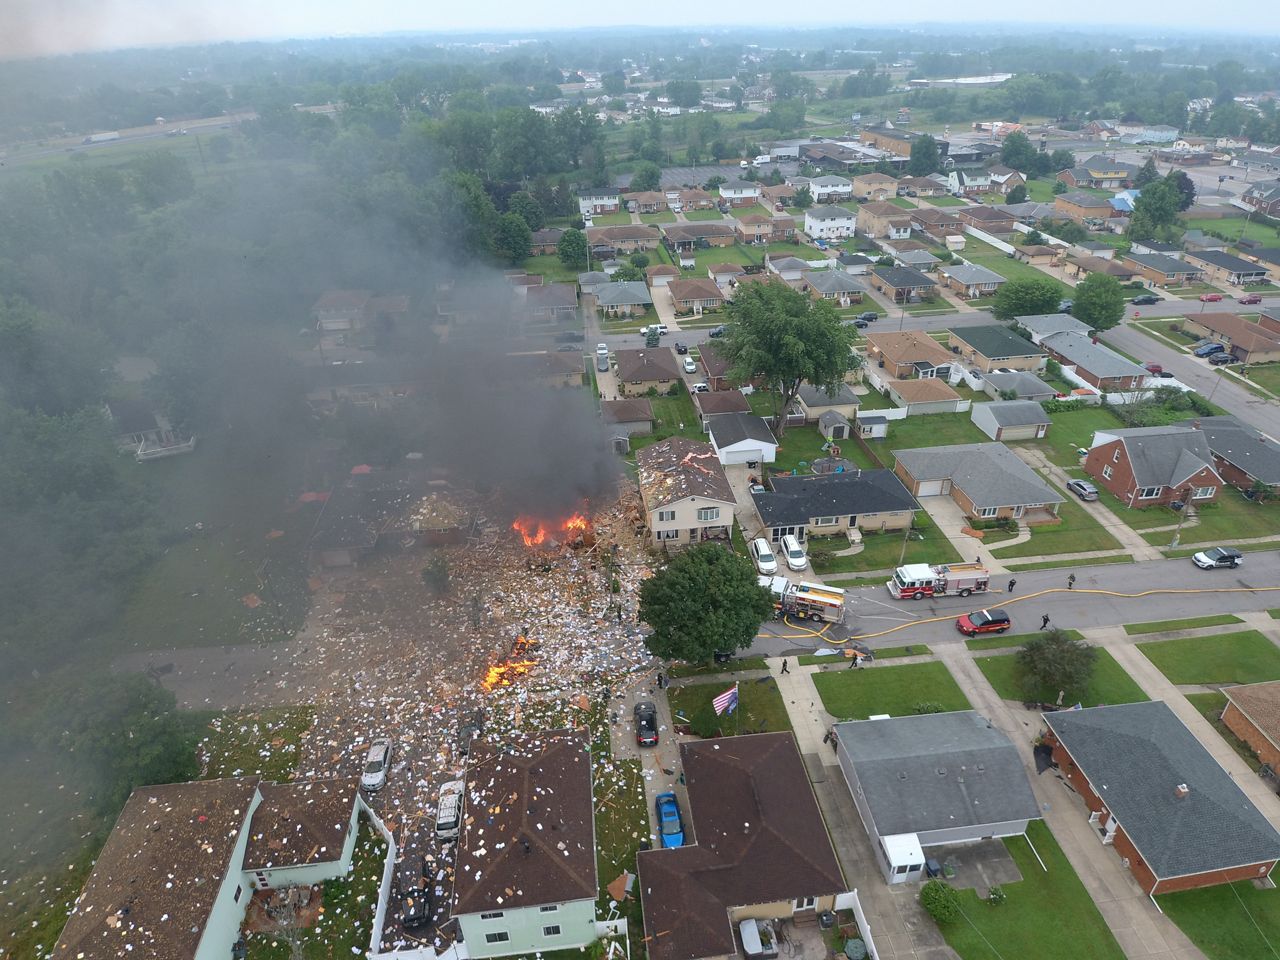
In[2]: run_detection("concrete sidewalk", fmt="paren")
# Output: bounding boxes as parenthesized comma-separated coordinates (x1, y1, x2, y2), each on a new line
(919, 494, 1027, 571)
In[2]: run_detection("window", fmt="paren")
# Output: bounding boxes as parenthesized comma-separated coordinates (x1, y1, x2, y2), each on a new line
(485, 932, 511, 945)
(894, 864, 913, 876)
(657, 509, 675, 523)
(1193, 485, 1216, 499)
(234, 886, 243, 904)
(1138, 486, 1163, 499)
(657, 529, 680, 541)
(1112, 449, 1121, 463)
(539, 906, 559, 914)
(696, 506, 720, 522)
(813, 516, 838, 526)
(543, 925, 563, 937)
(979, 507, 998, 518)
(1102, 465, 1113, 480)
(480, 912, 505, 920)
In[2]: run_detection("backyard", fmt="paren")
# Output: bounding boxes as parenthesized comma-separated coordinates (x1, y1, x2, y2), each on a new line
(870, 411, 989, 453)
(1015, 406, 1124, 468)
(1137, 630, 1280, 685)
(960, 237, 1073, 297)
(813, 661, 970, 719)
(975, 649, 1148, 707)
(1158, 880, 1280, 960)
(667, 676, 793, 735)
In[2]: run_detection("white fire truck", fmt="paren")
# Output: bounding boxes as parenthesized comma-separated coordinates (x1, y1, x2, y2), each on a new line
(886, 562, 990, 600)
(759, 576, 847, 623)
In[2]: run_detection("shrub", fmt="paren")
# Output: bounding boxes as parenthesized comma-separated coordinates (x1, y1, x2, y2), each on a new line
(987, 885, 1007, 906)
(913, 701, 946, 714)
(920, 879, 961, 924)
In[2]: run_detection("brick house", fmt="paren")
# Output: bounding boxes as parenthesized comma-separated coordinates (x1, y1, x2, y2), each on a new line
(986, 165, 1027, 195)
(1180, 415, 1280, 497)
(1054, 192, 1113, 224)
(662, 222, 736, 251)
(863, 331, 954, 379)
(857, 202, 912, 239)
(668, 278, 725, 315)
(1179, 312, 1280, 364)
(956, 205, 1017, 233)
(699, 340, 734, 391)
(894, 442, 1063, 520)
(869, 265, 938, 303)
(1056, 156, 1138, 190)
(936, 263, 1007, 300)
(1044, 701, 1280, 895)
(947, 324, 1045, 372)
(1120, 252, 1203, 287)
(850, 172, 898, 202)
(735, 214, 773, 245)
(1182, 249, 1270, 287)
(614, 348, 682, 397)
(623, 190, 667, 214)
(1242, 179, 1280, 218)
(1084, 425, 1222, 508)
(1040, 331, 1148, 390)
(585, 225, 661, 252)
(909, 207, 965, 242)
(1222, 682, 1280, 771)
(530, 227, 565, 255)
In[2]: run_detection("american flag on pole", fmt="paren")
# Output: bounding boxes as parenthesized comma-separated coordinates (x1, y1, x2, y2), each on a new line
(712, 682, 739, 716)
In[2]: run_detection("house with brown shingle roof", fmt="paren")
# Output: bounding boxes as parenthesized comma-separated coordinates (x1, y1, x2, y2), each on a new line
(636, 437, 735, 547)
(453, 730, 600, 957)
(601, 398, 654, 436)
(669, 278, 726, 315)
(614, 348, 683, 397)
(646, 263, 681, 288)
(1223, 681, 1280, 771)
(585, 224, 662, 251)
(691, 388, 751, 426)
(885, 377, 966, 413)
(863, 331, 956, 379)
(857, 201, 912, 239)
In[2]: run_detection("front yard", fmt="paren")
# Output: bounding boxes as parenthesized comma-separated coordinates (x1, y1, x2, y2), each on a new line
(813, 661, 971, 719)
(1137, 630, 1280, 685)
(873, 411, 990, 453)
(626, 387, 703, 453)
(988, 482, 1122, 558)
(960, 237, 1073, 297)
(682, 208, 729, 221)
(923, 194, 966, 207)
(975, 649, 1148, 707)
(667, 677, 793, 735)
(1158, 880, 1280, 960)
(809, 512, 961, 574)
(1139, 489, 1280, 547)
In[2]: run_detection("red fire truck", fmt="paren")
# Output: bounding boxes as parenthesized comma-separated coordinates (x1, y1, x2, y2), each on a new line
(886, 562, 990, 600)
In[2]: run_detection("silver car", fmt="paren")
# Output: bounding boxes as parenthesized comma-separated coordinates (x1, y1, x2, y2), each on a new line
(1065, 479, 1099, 502)
(361, 738, 393, 792)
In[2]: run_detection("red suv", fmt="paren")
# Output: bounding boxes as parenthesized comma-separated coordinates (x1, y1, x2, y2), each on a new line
(956, 608, 1012, 637)
(1237, 293, 1263, 305)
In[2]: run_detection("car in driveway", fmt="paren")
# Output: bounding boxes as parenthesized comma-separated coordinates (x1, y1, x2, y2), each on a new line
(361, 738, 393, 792)
(690, 381, 710, 392)
(654, 792, 685, 848)
(634, 701, 658, 747)
(1065, 478, 1099, 501)
(596, 343, 609, 356)
(596, 354, 609, 372)
(1131, 294, 1160, 305)
(708, 325, 726, 337)
(955, 608, 1011, 637)
(674, 342, 689, 354)
(1209, 352, 1240, 366)
(749, 537, 779, 575)
(1193, 342, 1225, 357)
(683, 357, 698, 374)
(1199, 293, 1223, 302)
(1191, 546, 1243, 569)
(398, 853, 433, 930)
(1237, 293, 1263, 305)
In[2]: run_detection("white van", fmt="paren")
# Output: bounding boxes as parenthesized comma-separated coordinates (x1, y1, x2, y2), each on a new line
(780, 534, 808, 571)
(753, 155, 772, 166)
(435, 780, 465, 842)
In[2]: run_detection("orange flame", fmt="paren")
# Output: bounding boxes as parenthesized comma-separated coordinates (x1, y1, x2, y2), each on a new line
(564, 513, 588, 533)
(482, 660, 536, 691)
(511, 516, 548, 547)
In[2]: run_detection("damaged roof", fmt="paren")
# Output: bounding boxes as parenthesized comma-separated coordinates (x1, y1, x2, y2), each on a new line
(636, 437, 734, 509)
(243, 777, 360, 871)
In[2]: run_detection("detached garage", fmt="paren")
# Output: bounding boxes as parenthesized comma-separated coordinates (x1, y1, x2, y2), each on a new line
(706, 412, 778, 466)
(971, 400, 1051, 441)
(885, 378, 966, 415)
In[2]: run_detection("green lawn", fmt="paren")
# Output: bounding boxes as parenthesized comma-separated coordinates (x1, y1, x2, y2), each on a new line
(1124, 614, 1244, 635)
(1140, 489, 1280, 546)
(682, 244, 758, 273)
(879, 411, 991, 453)
(682, 208, 729, 221)
(813, 661, 970, 719)
(799, 644, 931, 665)
(1246, 362, 1280, 396)
(668, 657, 768, 678)
(627, 387, 703, 452)
(1187, 215, 1280, 246)
(924, 195, 967, 207)
(198, 707, 314, 780)
(591, 211, 634, 226)
(889, 197, 916, 209)
(976, 649, 1149, 707)
(960, 237, 1073, 296)
(1138, 630, 1280, 685)
(989, 482, 1122, 558)
(668, 676, 793, 735)
(810, 512, 961, 574)
(939, 820, 1125, 960)
(1184, 692, 1264, 773)
(640, 210, 676, 224)
(966, 629, 1084, 651)
(521, 252, 581, 283)
(1004, 555, 1134, 572)
(768, 420, 879, 474)
(1016, 406, 1124, 468)
(1024, 179, 1058, 203)
(1158, 880, 1280, 960)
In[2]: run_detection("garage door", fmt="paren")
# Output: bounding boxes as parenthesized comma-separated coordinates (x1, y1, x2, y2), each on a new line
(916, 480, 947, 497)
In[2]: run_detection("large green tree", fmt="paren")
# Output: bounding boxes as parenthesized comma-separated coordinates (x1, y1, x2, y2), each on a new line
(639, 544, 774, 665)
(557, 227, 588, 268)
(630, 161, 662, 192)
(1128, 178, 1180, 241)
(907, 134, 941, 176)
(1006, 183, 1028, 205)
(1000, 131, 1038, 173)
(1071, 274, 1126, 331)
(1015, 630, 1099, 702)
(991, 277, 1063, 321)
(1165, 169, 1196, 211)
(507, 190, 545, 231)
(1133, 155, 1160, 187)
(494, 212, 532, 264)
(718, 281, 858, 437)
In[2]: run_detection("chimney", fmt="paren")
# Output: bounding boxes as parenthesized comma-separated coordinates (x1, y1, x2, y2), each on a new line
(1174, 783, 1190, 799)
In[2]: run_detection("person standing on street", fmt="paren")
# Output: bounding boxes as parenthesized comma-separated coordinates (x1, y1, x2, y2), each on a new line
(1041, 614, 1051, 630)
(1007, 578, 1017, 594)
(1067, 573, 1076, 590)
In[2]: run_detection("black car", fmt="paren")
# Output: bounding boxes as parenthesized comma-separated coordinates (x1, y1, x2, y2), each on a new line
(1208, 352, 1239, 366)
(1131, 294, 1160, 306)
(555, 330, 585, 343)
(556, 343, 580, 352)
(853, 318, 870, 328)
(634, 701, 658, 747)
(674, 342, 689, 355)
(398, 853, 434, 930)
(457, 709, 485, 757)
(856, 312, 879, 322)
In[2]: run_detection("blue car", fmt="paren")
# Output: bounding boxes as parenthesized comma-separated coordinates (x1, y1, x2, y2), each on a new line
(654, 792, 685, 848)
(1193, 342, 1225, 358)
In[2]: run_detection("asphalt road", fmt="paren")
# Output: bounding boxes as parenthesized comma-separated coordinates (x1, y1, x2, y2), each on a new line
(749, 549, 1280, 656)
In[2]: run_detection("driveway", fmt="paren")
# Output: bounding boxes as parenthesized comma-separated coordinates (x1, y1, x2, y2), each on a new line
(917, 493, 1015, 571)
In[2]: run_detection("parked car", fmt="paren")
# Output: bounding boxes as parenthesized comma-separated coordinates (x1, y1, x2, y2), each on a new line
(557, 343, 580, 352)
(708, 325, 726, 337)
(596, 354, 609, 372)
(955, 608, 1011, 637)
(634, 701, 659, 747)
(683, 357, 698, 374)
(691, 382, 710, 392)
(853, 318, 870, 328)
(1131, 294, 1160, 306)
(1144, 362, 1163, 374)
(1191, 546, 1243, 569)
(856, 312, 879, 323)
(1209, 352, 1240, 366)
(749, 537, 779, 575)
(1199, 293, 1223, 302)
(674, 342, 689, 355)
(435, 780, 465, 841)
(596, 343, 609, 356)
(556, 330, 585, 342)
(1237, 293, 1263, 305)
(654, 792, 685, 848)
(1058, 299, 1073, 314)
(361, 739, 393, 792)
(780, 534, 808, 571)
(1065, 479, 1099, 501)
(1193, 342, 1225, 357)
(398, 854, 433, 930)
(640, 324, 669, 337)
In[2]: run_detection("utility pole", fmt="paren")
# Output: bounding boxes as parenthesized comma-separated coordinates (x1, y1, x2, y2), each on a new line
(1169, 484, 1194, 549)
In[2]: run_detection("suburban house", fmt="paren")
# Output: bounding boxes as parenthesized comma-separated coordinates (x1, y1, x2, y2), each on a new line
(894, 249, 940, 272)
(707, 263, 745, 290)
(850, 172, 897, 202)
(948, 325, 1045, 372)
(970, 400, 1052, 441)
(1179, 415, 1280, 497)
(884, 377, 966, 414)
(530, 227, 564, 255)
(863, 331, 954, 380)
(937, 263, 1008, 300)
(1128, 240, 1181, 257)
(54, 777, 362, 960)
(596, 281, 653, 317)
(308, 466, 436, 567)
(956, 205, 1017, 233)
(578, 271, 611, 298)
(1121, 252, 1204, 287)
(1182, 249, 1270, 286)
(834, 712, 1040, 885)
(662, 222, 736, 251)
(986, 165, 1027, 195)
(623, 190, 667, 214)
(936, 168, 993, 196)
(766, 255, 811, 285)
(870, 265, 938, 303)
(613, 348, 683, 397)
(1242, 180, 1280, 218)
(760, 183, 796, 209)
(524, 284, 579, 321)
(1179, 312, 1280, 364)
(802, 269, 865, 305)
(678, 188, 717, 210)
(313, 290, 381, 332)
(909, 207, 965, 242)
(1013, 244, 1059, 266)
(453, 730, 599, 958)
(810, 174, 856, 203)
(668, 278, 726, 315)
(108, 397, 184, 454)
(719, 178, 762, 208)
(857, 201, 913, 239)
(1040, 331, 1148, 391)
(804, 205, 857, 239)
(698, 341, 734, 391)
(637, 733, 851, 960)
(691, 388, 751, 427)
(578, 188, 621, 216)
(735, 213, 773, 245)
(1054, 192, 1113, 223)
(1222, 682, 1280, 771)
(1182, 230, 1228, 254)
(1248, 249, 1280, 284)
(1063, 254, 1140, 282)
(980, 370, 1057, 402)
(1043, 701, 1280, 894)
(586, 225, 661, 252)
(1084, 425, 1222, 508)
(894, 175, 943, 198)
(796, 382, 861, 422)
(636, 437, 735, 547)
(706, 412, 778, 466)
(894, 442, 1064, 520)
(646, 264, 681, 288)
(600, 398, 654, 437)
(1014, 313, 1091, 346)
(752, 469, 919, 543)
(1057, 155, 1138, 190)
(837, 252, 874, 275)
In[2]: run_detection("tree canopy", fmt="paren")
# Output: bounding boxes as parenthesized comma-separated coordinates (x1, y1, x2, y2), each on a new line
(1072, 274, 1126, 331)
(907, 134, 942, 176)
(718, 281, 858, 437)
(1006, 183, 1028, 204)
(1015, 630, 1099, 702)
(1000, 131, 1039, 173)
(1133, 155, 1160, 187)
(630, 160, 662, 192)
(639, 544, 775, 665)
(557, 227, 588, 268)
(991, 277, 1063, 321)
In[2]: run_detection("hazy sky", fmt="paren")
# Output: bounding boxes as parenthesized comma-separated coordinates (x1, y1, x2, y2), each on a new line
(2, 0, 1271, 59)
